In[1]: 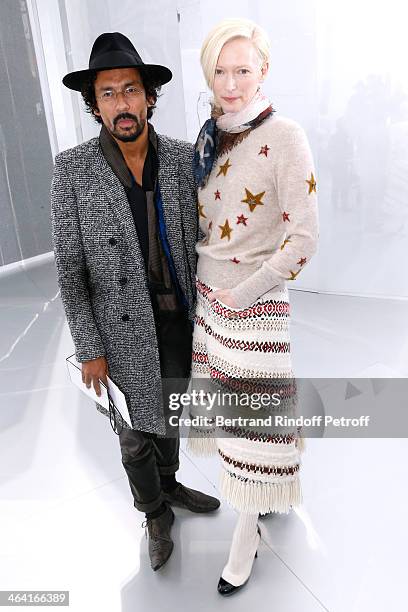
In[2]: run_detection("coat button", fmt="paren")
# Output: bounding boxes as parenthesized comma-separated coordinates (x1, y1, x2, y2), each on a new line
(121, 314, 130, 322)
(109, 237, 117, 246)
(119, 277, 128, 286)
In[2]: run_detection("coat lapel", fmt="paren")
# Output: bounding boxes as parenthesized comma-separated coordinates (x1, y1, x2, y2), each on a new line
(90, 144, 145, 268)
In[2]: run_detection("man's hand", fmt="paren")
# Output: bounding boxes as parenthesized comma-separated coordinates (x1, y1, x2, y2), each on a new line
(207, 289, 238, 308)
(81, 356, 108, 397)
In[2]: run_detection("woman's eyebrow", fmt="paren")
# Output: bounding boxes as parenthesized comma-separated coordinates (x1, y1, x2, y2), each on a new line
(216, 64, 251, 70)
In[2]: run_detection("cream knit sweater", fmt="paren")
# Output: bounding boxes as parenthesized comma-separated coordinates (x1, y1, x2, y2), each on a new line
(196, 114, 319, 308)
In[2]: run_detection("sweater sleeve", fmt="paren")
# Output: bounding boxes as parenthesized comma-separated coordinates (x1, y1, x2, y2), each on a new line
(229, 124, 319, 308)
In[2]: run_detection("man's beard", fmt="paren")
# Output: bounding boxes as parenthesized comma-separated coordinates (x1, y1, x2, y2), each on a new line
(109, 112, 145, 142)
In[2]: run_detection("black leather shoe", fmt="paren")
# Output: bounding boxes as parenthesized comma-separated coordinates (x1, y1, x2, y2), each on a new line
(142, 504, 175, 571)
(217, 527, 260, 596)
(163, 483, 220, 513)
(217, 575, 250, 596)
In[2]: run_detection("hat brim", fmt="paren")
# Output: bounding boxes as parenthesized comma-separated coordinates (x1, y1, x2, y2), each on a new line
(62, 63, 172, 91)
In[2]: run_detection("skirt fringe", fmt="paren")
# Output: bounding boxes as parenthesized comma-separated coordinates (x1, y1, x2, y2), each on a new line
(220, 470, 302, 514)
(186, 431, 217, 456)
(296, 435, 306, 453)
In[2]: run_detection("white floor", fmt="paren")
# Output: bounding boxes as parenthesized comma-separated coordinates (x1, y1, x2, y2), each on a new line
(1, 256, 407, 611)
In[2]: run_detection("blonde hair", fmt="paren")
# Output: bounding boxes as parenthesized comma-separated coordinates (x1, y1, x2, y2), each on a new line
(200, 18, 270, 90)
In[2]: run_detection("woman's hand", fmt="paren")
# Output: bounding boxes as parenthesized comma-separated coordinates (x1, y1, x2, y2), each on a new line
(207, 289, 238, 308)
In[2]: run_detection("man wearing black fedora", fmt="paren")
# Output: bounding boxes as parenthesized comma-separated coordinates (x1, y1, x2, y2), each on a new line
(51, 32, 219, 572)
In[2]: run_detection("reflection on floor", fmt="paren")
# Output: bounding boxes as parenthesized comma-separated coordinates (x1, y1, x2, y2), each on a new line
(0, 255, 407, 611)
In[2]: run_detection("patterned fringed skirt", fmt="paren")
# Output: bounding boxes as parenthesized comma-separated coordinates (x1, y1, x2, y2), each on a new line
(188, 278, 304, 515)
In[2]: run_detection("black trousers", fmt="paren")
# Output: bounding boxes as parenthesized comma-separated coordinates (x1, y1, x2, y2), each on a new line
(118, 306, 192, 513)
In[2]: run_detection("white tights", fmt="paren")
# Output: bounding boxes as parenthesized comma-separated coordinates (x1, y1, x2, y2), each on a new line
(221, 512, 260, 587)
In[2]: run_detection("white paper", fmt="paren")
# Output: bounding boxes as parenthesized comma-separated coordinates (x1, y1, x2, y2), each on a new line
(66, 354, 133, 428)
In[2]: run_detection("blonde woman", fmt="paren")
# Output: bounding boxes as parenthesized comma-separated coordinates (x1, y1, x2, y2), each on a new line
(190, 18, 319, 595)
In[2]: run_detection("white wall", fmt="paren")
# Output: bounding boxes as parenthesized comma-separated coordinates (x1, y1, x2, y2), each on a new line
(29, 0, 79, 154)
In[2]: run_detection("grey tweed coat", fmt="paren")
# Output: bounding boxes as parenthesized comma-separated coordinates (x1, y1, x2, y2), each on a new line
(50, 130, 198, 435)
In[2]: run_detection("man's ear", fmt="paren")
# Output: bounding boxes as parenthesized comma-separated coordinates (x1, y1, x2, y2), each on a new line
(94, 106, 101, 118)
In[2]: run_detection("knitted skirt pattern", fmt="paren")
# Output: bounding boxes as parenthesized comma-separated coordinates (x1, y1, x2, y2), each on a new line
(188, 278, 304, 514)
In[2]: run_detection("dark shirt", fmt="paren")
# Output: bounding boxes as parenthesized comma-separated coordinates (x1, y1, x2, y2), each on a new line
(125, 141, 158, 269)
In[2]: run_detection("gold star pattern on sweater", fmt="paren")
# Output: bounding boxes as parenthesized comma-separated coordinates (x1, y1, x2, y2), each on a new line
(241, 188, 265, 212)
(306, 172, 317, 194)
(280, 237, 291, 250)
(216, 158, 232, 177)
(198, 202, 207, 218)
(287, 269, 301, 280)
(218, 219, 233, 240)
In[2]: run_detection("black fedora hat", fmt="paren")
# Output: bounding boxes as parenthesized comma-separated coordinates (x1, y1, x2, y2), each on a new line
(62, 32, 172, 91)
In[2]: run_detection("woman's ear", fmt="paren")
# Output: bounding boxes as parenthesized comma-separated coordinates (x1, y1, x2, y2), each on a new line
(260, 61, 269, 81)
